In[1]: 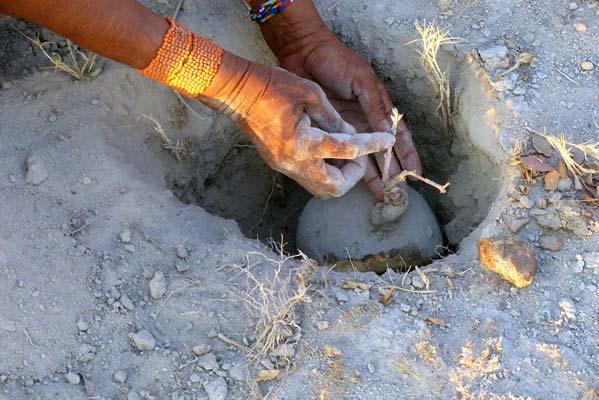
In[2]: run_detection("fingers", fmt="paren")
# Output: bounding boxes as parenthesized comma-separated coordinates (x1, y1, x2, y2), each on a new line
(363, 156, 385, 201)
(394, 119, 422, 175)
(300, 127, 395, 160)
(302, 82, 357, 134)
(353, 73, 392, 132)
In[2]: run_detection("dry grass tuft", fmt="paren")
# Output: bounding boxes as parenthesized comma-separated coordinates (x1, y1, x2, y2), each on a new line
(142, 114, 192, 163)
(14, 27, 97, 80)
(526, 126, 599, 194)
(232, 251, 316, 360)
(408, 21, 458, 135)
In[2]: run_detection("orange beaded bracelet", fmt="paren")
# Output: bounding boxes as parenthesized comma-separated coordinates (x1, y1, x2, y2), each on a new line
(139, 17, 223, 97)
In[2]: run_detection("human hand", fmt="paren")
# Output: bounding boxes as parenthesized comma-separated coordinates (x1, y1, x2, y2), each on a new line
(276, 34, 422, 201)
(199, 52, 396, 199)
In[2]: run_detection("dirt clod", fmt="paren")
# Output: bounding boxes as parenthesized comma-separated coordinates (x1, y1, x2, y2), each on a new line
(478, 237, 539, 288)
(129, 329, 156, 351)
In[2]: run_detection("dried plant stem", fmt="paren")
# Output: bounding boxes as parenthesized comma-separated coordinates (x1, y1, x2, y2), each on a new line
(384, 170, 450, 194)
(382, 108, 403, 183)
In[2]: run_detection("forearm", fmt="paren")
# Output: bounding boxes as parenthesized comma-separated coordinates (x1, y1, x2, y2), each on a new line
(0, 0, 168, 68)
(248, 0, 334, 60)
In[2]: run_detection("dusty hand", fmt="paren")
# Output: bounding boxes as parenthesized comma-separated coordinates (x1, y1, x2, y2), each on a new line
(199, 52, 395, 199)
(275, 32, 422, 200)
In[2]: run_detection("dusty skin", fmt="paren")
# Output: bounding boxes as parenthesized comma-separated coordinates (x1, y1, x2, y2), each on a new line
(1, 0, 599, 399)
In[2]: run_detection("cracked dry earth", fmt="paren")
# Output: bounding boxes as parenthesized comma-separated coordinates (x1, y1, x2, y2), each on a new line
(1, 0, 599, 399)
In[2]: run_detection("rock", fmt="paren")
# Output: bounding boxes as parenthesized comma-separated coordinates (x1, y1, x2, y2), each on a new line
(123, 244, 136, 253)
(296, 183, 443, 272)
(539, 235, 562, 251)
(76, 344, 96, 362)
(176, 263, 190, 272)
(316, 320, 330, 330)
(76, 319, 89, 332)
(189, 373, 202, 384)
(575, 23, 587, 32)
(569, 2, 577, 10)
(557, 178, 573, 192)
(535, 204, 589, 237)
(120, 294, 135, 310)
(192, 344, 212, 356)
(65, 372, 80, 385)
(177, 244, 189, 259)
(113, 370, 127, 383)
(478, 238, 539, 288)
(25, 153, 48, 185)
(203, 377, 228, 400)
(581, 61, 594, 71)
(129, 329, 155, 351)
(544, 170, 560, 191)
(411, 275, 426, 289)
(531, 133, 553, 157)
(119, 229, 131, 243)
(478, 45, 509, 71)
(149, 271, 167, 299)
(228, 360, 246, 381)
(508, 218, 529, 233)
(197, 352, 219, 371)
(573, 260, 585, 273)
(583, 252, 599, 269)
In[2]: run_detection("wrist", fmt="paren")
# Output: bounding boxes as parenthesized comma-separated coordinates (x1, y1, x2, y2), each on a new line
(254, 0, 335, 60)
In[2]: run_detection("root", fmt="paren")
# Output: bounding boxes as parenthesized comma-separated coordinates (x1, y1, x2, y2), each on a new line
(141, 114, 192, 163)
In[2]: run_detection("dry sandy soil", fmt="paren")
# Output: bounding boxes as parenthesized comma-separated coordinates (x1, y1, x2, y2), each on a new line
(1, 0, 599, 399)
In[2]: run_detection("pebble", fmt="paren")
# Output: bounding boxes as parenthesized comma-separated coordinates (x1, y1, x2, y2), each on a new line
(189, 373, 202, 384)
(25, 153, 49, 186)
(569, 2, 577, 10)
(119, 229, 131, 243)
(559, 330, 573, 343)
(575, 23, 587, 32)
(581, 61, 594, 71)
(65, 372, 80, 385)
(539, 235, 563, 251)
(583, 252, 599, 269)
(48, 114, 57, 122)
(316, 320, 330, 330)
(478, 238, 539, 288)
(400, 303, 411, 313)
(123, 244, 136, 253)
(478, 45, 509, 72)
(203, 377, 228, 400)
(228, 360, 245, 381)
(197, 352, 219, 371)
(177, 244, 189, 259)
(572, 261, 584, 274)
(557, 178, 573, 192)
(508, 218, 529, 233)
(192, 344, 212, 356)
(176, 263, 190, 272)
(120, 294, 134, 310)
(149, 271, 167, 299)
(411, 275, 426, 289)
(129, 329, 156, 351)
(76, 319, 89, 332)
(113, 370, 127, 383)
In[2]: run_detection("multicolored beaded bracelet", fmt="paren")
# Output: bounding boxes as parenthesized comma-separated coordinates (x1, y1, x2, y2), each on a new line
(248, 0, 295, 23)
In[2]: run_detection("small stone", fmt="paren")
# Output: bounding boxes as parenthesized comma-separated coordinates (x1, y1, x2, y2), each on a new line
(508, 218, 529, 233)
(411, 275, 426, 289)
(544, 170, 560, 191)
(82, 176, 92, 185)
(478, 45, 509, 72)
(569, 2, 578, 10)
(176, 263, 190, 272)
(531, 134, 553, 157)
(1, 81, 12, 90)
(228, 360, 246, 381)
(117, 230, 131, 244)
(120, 294, 134, 310)
(113, 370, 127, 383)
(400, 303, 411, 313)
(149, 271, 167, 300)
(478, 238, 539, 288)
(583, 252, 599, 269)
(316, 320, 330, 330)
(91, 99, 99, 105)
(25, 153, 48, 186)
(573, 260, 585, 273)
(581, 61, 594, 71)
(557, 178, 573, 192)
(76, 319, 89, 332)
(203, 377, 228, 400)
(197, 352, 219, 371)
(539, 235, 563, 251)
(189, 373, 202, 384)
(519, 196, 534, 209)
(48, 114, 57, 122)
(177, 244, 188, 259)
(575, 23, 587, 32)
(129, 329, 155, 351)
(192, 344, 212, 356)
(65, 372, 80, 385)
(123, 244, 136, 253)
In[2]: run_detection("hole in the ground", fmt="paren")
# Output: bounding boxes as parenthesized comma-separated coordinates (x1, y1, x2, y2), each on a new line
(166, 31, 504, 267)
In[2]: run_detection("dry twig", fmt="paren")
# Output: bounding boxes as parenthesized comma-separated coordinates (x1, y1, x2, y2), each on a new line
(142, 114, 192, 163)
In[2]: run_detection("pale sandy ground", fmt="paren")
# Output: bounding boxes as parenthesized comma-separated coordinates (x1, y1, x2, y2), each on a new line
(1, 0, 599, 399)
